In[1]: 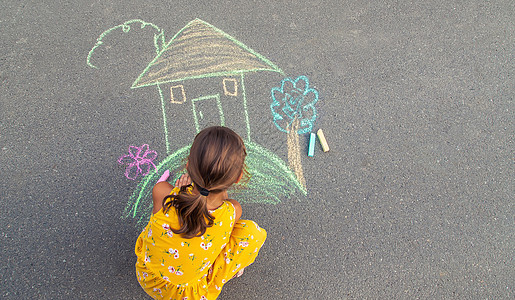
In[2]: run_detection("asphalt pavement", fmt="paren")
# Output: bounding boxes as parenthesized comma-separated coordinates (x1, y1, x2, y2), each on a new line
(1, 0, 513, 299)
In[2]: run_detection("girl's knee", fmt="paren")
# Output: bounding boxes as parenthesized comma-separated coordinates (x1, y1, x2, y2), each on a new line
(252, 221, 267, 242)
(235, 220, 267, 244)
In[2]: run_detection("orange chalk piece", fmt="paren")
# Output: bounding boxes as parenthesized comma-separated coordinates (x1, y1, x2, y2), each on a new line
(317, 129, 330, 152)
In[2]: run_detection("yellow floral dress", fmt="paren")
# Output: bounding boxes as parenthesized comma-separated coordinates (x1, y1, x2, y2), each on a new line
(135, 187, 267, 299)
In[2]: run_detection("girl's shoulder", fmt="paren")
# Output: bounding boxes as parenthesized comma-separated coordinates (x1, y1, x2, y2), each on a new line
(226, 199, 242, 221)
(151, 182, 176, 214)
(209, 199, 241, 221)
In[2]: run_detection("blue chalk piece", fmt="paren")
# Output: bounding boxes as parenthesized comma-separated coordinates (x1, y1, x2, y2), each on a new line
(308, 133, 316, 157)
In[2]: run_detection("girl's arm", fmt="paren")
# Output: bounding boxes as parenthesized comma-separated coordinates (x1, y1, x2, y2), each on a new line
(152, 182, 173, 214)
(152, 173, 191, 214)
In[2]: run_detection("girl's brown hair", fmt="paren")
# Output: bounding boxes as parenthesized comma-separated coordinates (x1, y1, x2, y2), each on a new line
(162, 126, 247, 238)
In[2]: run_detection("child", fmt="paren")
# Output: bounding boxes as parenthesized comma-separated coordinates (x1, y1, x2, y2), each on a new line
(135, 126, 267, 299)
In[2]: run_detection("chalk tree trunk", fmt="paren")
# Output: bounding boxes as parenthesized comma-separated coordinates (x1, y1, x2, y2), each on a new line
(287, 118, 306, 189)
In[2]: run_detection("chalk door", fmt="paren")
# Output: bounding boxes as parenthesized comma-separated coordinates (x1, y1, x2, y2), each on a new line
(191, 94, 225, 133)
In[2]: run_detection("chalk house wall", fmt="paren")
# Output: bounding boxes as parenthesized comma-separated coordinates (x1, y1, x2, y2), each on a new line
(164, 76, 249, 142)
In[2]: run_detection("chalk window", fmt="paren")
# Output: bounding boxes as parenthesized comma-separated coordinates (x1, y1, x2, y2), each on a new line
(223, 78, 238, 97)
(170, 85, 186, 104)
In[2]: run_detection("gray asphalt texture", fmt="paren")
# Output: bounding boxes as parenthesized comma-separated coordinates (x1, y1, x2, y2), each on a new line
(1, 1, 514, 299)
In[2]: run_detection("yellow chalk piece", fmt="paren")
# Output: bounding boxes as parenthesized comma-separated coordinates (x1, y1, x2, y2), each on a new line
(317, 129, 330, 152)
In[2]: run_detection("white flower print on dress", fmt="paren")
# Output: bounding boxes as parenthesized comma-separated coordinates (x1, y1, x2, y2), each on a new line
(162, 223, 173, 237)
(176, 270, 184, 276)
(199, 261, 211, 272)
(144, 254, 151, 263)
(239, 241, 249, 247)
(168, 266, 175, 273)
(200, 242, 212, 250)
(232, 264, 241, 272)
(147, 228, 152, 238)
(169, 248, 179, 258)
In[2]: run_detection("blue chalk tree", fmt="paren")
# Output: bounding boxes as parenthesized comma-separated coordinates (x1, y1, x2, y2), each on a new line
(270, 75, 319, 189)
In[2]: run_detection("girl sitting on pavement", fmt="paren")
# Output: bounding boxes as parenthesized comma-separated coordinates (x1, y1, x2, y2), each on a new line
(135, 126, 267, 299)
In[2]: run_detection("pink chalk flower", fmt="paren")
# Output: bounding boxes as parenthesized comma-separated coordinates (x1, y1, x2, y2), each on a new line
(118, 144, 158, 180)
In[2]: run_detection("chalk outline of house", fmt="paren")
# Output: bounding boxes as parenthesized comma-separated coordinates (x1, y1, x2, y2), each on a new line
(131, 18, 285, 153)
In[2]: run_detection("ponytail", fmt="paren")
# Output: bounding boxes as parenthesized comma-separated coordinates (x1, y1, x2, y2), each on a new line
(162, 126, 246, 239)
(162, 184, 215, 239)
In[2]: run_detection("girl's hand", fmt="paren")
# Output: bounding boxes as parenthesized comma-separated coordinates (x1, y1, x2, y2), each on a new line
(175, 173, 192, 188)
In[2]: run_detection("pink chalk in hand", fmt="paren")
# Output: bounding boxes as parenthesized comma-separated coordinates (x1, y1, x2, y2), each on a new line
(157, 170, 170, 183)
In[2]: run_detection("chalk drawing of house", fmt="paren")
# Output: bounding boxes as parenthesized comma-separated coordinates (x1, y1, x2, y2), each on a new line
(112, 19, 307, 222)
(131, 19, 284, 153)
